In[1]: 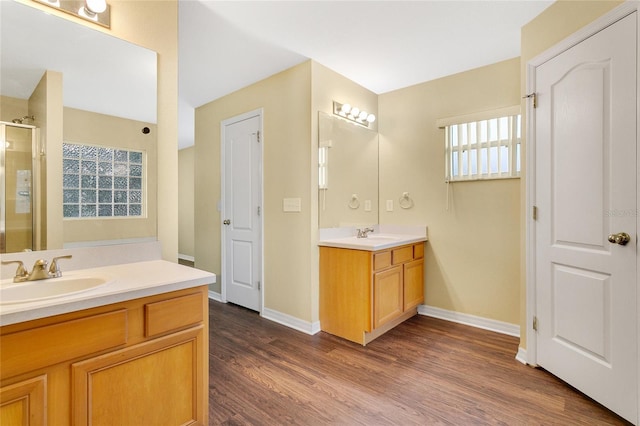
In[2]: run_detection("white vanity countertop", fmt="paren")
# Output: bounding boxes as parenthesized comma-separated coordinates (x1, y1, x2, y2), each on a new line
(318, 225, 428, 251)
(0, 260, 216, 327)
(318, 235, 427, 251)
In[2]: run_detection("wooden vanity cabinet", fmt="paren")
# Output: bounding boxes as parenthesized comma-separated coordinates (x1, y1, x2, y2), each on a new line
(320, 242, 425, 345)
(0, 286, 208, 426)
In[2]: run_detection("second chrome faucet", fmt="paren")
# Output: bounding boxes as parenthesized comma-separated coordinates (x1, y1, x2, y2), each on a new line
(356, 227, 374, 238)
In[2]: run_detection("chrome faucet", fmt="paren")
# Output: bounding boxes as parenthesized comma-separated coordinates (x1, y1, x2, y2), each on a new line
(356, 227, 374, 238)
(2, 255, 72, 283)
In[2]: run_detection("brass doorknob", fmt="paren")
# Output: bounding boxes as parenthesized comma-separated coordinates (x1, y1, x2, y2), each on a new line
(608, 232, 631, 246)
(223, 219, 231, 225)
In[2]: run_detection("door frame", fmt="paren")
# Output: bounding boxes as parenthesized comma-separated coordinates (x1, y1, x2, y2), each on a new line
(219, 108, 264, 312)
(525, 2, 639, 419)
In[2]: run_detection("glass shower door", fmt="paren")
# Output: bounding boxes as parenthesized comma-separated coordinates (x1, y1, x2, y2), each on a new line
(1, 123, 36, 253)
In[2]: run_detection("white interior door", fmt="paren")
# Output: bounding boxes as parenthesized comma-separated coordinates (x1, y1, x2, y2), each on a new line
(222, 111, 262, 312)
(533, 12, 637, 422)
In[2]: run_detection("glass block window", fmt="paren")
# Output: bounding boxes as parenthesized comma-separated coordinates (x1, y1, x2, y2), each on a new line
(63, 142, 144, 218)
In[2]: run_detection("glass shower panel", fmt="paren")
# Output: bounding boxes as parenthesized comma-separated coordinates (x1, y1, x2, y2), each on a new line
(1, 124, 35, 253)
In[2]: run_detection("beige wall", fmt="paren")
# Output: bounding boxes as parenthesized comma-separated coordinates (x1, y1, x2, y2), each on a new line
(194, 60, 377, 323)
(195, 62, 313, 319)
(110, 0, 178, 262)
(31, 71, 64, 251)
(18, 0, 179, 261)
(310, 62, 378, 321)
(178, 146, 195, 258)
(379, 58, 522, 325)
(1, 96, 29, 122)
(518, 0, 623, 348)
(62, 107, 158, 244)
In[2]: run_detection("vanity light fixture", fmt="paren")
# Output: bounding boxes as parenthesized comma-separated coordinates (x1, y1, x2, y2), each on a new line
(333, 101, 376, 127)
(33, 0, 111, 28)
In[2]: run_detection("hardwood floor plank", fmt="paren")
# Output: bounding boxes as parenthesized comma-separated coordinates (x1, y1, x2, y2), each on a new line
(209, 301, 631, 425)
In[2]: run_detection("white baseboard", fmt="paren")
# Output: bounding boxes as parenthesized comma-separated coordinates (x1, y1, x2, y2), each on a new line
(261, 307, 321, 336)
(208, 291, 223, 302)
(418, 305, 520, 338)
(205, 295, 320, 335)
(515, 347, 527, 365)
(178, 253, 195, 262)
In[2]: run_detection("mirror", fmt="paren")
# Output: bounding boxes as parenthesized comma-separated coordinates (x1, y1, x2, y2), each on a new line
(318, 111, 378, 228)
(0, 0, 157, 253)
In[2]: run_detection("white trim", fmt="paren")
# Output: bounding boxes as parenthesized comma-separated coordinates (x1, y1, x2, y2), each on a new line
(208, 290, 223, 302)
(178, 253, 194, 262)
(527, 2, 639, 68)
(261, 307, 321, 336)
(220, 108, 264, 311)
(525, 0, 640, 369)
(436, 105, 521, 128)
(525, 59, 538, 366)
(515, 347, 528, 365)
(418, 305, 520, 337)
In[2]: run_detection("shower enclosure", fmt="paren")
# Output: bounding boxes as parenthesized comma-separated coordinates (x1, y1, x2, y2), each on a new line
(0, 121, 41, 253)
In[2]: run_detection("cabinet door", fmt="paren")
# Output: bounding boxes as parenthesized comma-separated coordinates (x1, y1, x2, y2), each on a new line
(404, 258, 424, 311)
(72, 327, 205, 426)
(0, 375, 46, 426)
(373, 266, 403, 328)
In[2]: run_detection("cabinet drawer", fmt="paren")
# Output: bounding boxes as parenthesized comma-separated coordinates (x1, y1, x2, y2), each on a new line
(392, 246, 414, 265)
(413, 243, 424, 259)
(373, 251, 392, 271)
(145, 292, 203, 338)
(1, 310, 128, 379)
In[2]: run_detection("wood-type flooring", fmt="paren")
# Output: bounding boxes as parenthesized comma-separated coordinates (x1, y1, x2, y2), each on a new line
(209, 301, 630, 425)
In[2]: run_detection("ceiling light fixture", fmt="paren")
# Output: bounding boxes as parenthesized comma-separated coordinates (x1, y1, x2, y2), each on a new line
(333, 101, 376, 127)
(33, 0, 111, 28)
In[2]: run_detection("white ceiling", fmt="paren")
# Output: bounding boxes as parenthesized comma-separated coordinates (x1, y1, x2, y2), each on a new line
(178, 0, 553, 149)
(1, 1, 553, 150)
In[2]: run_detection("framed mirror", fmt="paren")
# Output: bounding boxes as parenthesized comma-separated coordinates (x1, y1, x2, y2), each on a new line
(0, 0, 157, 253)
(318, 111, 378, 228)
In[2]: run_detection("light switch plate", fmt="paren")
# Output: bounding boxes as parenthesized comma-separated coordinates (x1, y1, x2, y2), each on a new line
(283, 198, 302, 212)
(364, 200, 372, 211)
(386, 200, 393, 211)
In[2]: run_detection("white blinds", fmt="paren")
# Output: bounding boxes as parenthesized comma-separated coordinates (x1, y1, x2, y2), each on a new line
(443, 111, 521, 182)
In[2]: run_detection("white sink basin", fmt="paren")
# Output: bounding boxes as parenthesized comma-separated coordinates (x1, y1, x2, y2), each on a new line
(0, 275, 112, 305)
(365, 234, 401, 241)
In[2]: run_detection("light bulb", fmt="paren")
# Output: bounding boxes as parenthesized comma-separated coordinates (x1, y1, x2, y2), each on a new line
(358, 111, 368, 120)
(86, 0, 107, 14)
(351, 107, 360, 118)
(366, 114, 376, 123)
(341, 103, 352, 114)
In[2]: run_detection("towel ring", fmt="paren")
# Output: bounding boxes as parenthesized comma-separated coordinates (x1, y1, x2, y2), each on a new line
(348, 194, 360, 209)
(399, 192, 414, 209)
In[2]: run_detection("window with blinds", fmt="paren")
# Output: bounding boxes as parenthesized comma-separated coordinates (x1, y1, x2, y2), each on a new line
(442, 109, 521, 182)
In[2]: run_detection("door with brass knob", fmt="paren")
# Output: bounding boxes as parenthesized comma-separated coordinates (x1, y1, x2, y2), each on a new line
(608, 232, 631, 246)
(223, 219, 231, 225)
(532, 12, 637, 423)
